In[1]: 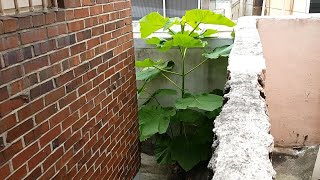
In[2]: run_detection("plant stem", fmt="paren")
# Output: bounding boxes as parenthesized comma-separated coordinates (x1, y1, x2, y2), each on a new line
(179, 47, 187, 135)
(160, 72, 182, 90)
(168, 28, 176, 35)
(180, 47, 187, 98)
(185, 58, 208, 75)
(153, 66, 182, 76)
(189, 22, 201, 36)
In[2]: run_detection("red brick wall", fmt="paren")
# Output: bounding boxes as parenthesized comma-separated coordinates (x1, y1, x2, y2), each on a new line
(0, 0, 140, 179)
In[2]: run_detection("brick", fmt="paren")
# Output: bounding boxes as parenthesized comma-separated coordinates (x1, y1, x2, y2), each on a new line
(47, 25, 59, 38)
(68, 20, 84, 32)
(54, 70, 74, 87)
(76, 29, 92, 42)
(20, 28, 47, 45)
(56, 149, 73, 170)
(30, 80, 55, 100)
(0, 114, 17, 134)
(39, 125, 62, 148)
(85, 17, 99, 28)
(23, 55, 49, 74)
(61, 112, 79, 130)
(69, 96, 86, 113)
(2, 17, 18, 33)
(64, 131, 81, 151)
(0, 164, 10, 178)
(98, 14, 109, 24)
(45, 12, 56, 25)
(48, 107, 70, 127)
(92, 25, 104, 36)
(12, 142, 38, 169)
(74, 8, 90, 19)
(44, 87, 65, 105)
(80, 49, 95, 62)
(3, 49, 24, 67)
(0, 96, 28, 118)
(38, 166, 55, 180)
(57, 128, 72, 145)
(49, 48, 69, 64)
(62, 0, 81, 8)
(56, 11, 66, 22)
(6, 119, 34, 143)
(42, 146, 63, 170)
(22, 46, 33, 60)
(83, 0, 96, 6)
(6, 165, 27, 180)
(24, 122, 49, 145)
(57, 34, 76, 48)
(17, 15, 33, 30)
(0, 87, 9, 102)
(90, 5, 103, 16)
(65, 10, 75, 20)
(24, 166, 41, 180)
(0, 34, 20, 51)
(18, 98, 44, 121)
(70, 42, 86, 56)
(87, 37, 100, 49)
(8, 74, 38, 95)
(71, 115, 87, 132)
(66, 76, 82, 93)
(2, 140, 23, 163)
(39, 64, 61, 81)
(33, 39, 56, 56)
(32, 14, 46, 27)
(28, 145, 51, 170)
(35, 103, 58, 124)
(0, 21, 4, 34)
(74, 62, 89, 76)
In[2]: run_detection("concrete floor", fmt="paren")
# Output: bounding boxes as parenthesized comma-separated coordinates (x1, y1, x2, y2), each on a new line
(272, 146, 319, 180)
(140, 146, 320, 180)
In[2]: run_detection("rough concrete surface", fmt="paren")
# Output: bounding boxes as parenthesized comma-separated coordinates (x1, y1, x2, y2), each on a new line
(208, 16, 276, 180)
(272, 146, 319, 180)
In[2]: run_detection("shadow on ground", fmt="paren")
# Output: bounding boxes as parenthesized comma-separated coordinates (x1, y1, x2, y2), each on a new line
(272, 146, 319, 180)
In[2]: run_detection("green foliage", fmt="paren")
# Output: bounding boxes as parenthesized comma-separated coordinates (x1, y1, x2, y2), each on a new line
(203, 44, 233, 59)
(140, 12, 168, 38)
(184, 9, 236, 27)
(139, 106, 176, 141)
(175, 93, 223, 111)
(136, 9, 235, 172)
(136, 60, 174, 81)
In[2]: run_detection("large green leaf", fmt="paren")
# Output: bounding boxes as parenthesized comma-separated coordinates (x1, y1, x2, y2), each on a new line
(175, 94, 223, 111)
(184, 9, 235, 27)
(136, 67, 160, 81)
(155, 135, 173, 164)
(203, 44, 233, 59)
(139, 106, 176, 141)
(163, 17, 181, 30)
(171, 109, 207, 123)
(206, 107, 222, 119)
(146, 37, 161, 46)
(155, 89, 177, 96)
(171, 136, 211, 171)
(140, 12, 168, 38)
(136, 61, 174, 81)
(202, 29, 218, 37)
(171, 33, 205, 48)
(159, 40, 173, 52)
(135, 58, 163, 68)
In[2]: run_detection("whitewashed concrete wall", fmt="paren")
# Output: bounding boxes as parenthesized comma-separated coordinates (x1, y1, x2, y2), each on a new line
(208, 16, 275, 180)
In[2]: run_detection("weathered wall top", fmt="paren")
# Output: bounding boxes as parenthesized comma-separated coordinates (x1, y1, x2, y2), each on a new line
(208, 16, 276, 180)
